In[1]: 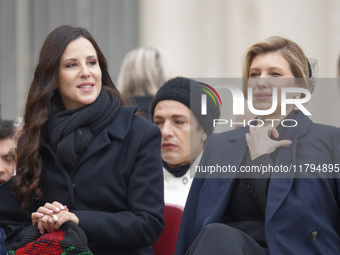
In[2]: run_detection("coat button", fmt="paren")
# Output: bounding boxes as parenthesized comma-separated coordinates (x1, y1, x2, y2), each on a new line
(182, 177, 188, 185)
(310, 231, 317, 240)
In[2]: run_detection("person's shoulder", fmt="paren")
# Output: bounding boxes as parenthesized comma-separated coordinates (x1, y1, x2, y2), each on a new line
(310, 122, 339, 132)
(202, 127, 247, 153)
(209, 126, 247, 142)
(131, 111, 159, 132)
(108, 105, 160, 140)
(308, 122, 340, 140)
(295, 110, 338, 134)
(120, 105, 160, 132)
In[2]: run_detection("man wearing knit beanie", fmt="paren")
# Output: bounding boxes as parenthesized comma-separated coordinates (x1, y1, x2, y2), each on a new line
(150, 77, 220, 207)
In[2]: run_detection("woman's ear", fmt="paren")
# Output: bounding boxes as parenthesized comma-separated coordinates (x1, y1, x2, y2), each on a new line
(201, 131, 207, 142)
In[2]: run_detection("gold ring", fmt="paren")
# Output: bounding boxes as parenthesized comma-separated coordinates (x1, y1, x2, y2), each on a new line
(51, 214, 59, 223)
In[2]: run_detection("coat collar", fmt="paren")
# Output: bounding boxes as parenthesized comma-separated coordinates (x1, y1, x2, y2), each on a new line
(196, 127, 249, 233)
(107, 105, 138, 139)
(265, 111, 312, 224)
(75, 105, 137, 167)
(40, 105, 138, 173)
(196, 111, 313, 231)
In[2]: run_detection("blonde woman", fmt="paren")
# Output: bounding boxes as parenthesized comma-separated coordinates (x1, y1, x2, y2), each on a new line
(175, 36, 340, 255)
(117, 47, 174, 119)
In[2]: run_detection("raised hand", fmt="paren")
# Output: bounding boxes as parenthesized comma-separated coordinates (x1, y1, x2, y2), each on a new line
(245, 124, 292, 160)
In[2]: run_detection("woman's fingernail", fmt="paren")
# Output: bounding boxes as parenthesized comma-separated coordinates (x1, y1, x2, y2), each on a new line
(55, 208, 60, 212)
(38, 213, 44, 217)
(40, 231, 44, 235)
(60, 205, 65, 210)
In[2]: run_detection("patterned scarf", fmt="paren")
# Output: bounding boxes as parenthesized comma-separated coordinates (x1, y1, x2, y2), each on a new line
(9, 221, 93, 255)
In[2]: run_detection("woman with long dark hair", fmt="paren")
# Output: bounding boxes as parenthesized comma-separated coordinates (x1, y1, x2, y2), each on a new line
(0, 25, 164, 254)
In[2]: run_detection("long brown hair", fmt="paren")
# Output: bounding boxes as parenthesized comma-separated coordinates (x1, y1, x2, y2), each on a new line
(13, 25, 126, 210)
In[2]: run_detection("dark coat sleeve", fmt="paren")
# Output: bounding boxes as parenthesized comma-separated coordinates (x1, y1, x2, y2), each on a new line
(73, 123, 165, 249)
(0, 180, 31, 251)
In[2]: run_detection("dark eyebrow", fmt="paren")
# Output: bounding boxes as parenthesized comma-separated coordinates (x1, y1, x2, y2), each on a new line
(62, 55, 97, 64)
(63, 58, 77, 64)
(153, 115, 188, 120)
(171, 115, 187, 118)
(153, 116, 164, 120)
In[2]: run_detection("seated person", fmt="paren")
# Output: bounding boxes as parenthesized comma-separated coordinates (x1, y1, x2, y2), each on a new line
(0, 120, 16, 185)
(0, 119, 16, 255)
(1, 25, 164, 254)
(175, 37, 340, 255)
(117, 47, 174, 120)
(150, 77, 220, 207)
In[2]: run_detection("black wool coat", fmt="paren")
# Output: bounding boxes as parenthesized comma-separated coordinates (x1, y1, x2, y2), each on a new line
(1, 105, 165, 255)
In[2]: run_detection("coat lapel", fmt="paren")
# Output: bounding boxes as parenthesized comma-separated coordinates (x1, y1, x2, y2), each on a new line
(76, 106, 136, 168)
(265, 112, 312, 224)
(196, 128, 249, 233)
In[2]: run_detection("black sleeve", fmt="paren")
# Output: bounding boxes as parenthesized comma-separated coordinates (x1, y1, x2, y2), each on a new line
(0, 179, 32, 251)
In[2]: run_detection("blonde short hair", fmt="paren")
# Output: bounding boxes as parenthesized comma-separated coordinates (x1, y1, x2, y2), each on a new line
(117, 47, 174, 97)
(242, 36, 309, 96)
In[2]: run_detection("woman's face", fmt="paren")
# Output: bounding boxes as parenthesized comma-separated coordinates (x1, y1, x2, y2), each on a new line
(247, 51, 296, 116)
(56, 37, 102, 110)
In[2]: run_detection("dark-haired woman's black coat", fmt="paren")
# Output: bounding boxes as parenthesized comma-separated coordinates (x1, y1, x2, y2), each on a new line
(1, 106, 165, 255)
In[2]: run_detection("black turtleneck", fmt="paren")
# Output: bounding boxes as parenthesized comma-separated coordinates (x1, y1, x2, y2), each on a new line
(163, 160, 191, 177)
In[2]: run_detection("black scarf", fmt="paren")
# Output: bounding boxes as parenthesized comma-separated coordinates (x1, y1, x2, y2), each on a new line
(163, 160, 190, 177)
(45, 88, 121, 171)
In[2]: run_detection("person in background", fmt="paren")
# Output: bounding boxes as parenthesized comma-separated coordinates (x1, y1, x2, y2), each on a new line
(117, 47, 174, 120)
(0, 119, 16, 255)
(150, 77, 220, 207)
(0, 120, 16, 185)
(175, 36, 340, 255)
(0, 25, 164, 254)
